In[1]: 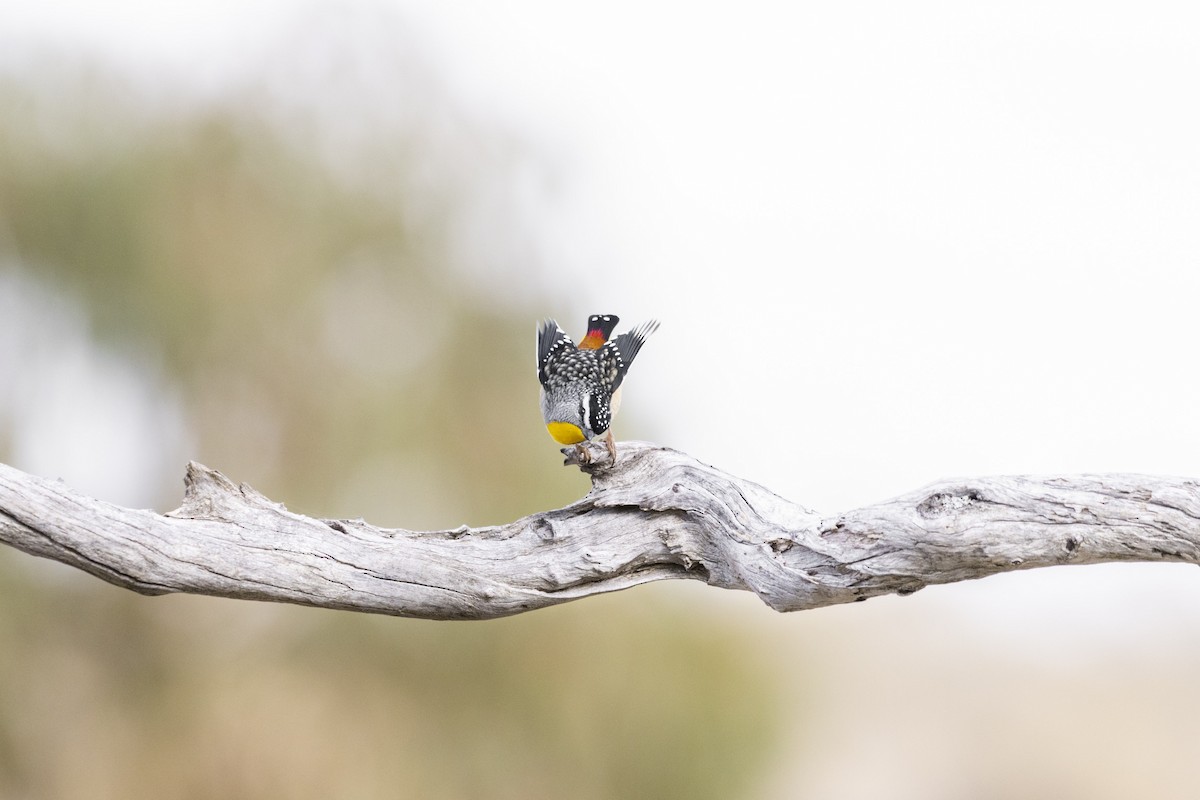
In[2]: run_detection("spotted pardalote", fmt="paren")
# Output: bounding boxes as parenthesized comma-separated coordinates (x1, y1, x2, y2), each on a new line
(536, 314, 659, 462)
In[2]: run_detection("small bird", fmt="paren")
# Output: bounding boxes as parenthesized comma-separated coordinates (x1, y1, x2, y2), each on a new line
(537, 314, 659, 463)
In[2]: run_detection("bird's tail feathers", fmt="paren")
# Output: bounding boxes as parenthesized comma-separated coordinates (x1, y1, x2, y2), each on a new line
(578, 314, 620, 350)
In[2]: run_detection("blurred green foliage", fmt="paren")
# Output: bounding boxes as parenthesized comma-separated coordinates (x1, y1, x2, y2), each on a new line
(0, 39, 780, 800)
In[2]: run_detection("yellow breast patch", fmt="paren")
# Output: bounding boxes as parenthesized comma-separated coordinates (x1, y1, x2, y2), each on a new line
(546, 422, 586, 444)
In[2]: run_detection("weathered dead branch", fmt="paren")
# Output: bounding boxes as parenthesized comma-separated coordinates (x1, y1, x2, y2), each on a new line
(1, 442, 1198, 619)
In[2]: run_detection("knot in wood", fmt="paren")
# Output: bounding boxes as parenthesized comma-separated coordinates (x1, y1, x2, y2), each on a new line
(917, 489, 983, 518)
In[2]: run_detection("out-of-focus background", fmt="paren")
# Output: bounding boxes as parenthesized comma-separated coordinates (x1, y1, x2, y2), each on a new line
(2, 2, 1200, 798)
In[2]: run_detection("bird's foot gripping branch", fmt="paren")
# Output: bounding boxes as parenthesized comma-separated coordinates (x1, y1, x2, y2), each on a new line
(1, 445, 1200, 620)
(564, 435, 619, 469)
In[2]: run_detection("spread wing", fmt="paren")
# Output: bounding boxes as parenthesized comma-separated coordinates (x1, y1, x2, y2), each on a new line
(599, 319, 660, 392)
(536, 319, 576, 387)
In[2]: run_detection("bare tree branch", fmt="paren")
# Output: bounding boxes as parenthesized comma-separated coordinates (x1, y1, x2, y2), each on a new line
(1, 442, 1198, 620)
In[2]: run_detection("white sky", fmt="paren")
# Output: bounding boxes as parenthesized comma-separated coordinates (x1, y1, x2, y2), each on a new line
(4, 0, 1200, 653)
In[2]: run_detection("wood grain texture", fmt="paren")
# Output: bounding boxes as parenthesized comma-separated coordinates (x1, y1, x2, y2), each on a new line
(1, 442, 1198, 619)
